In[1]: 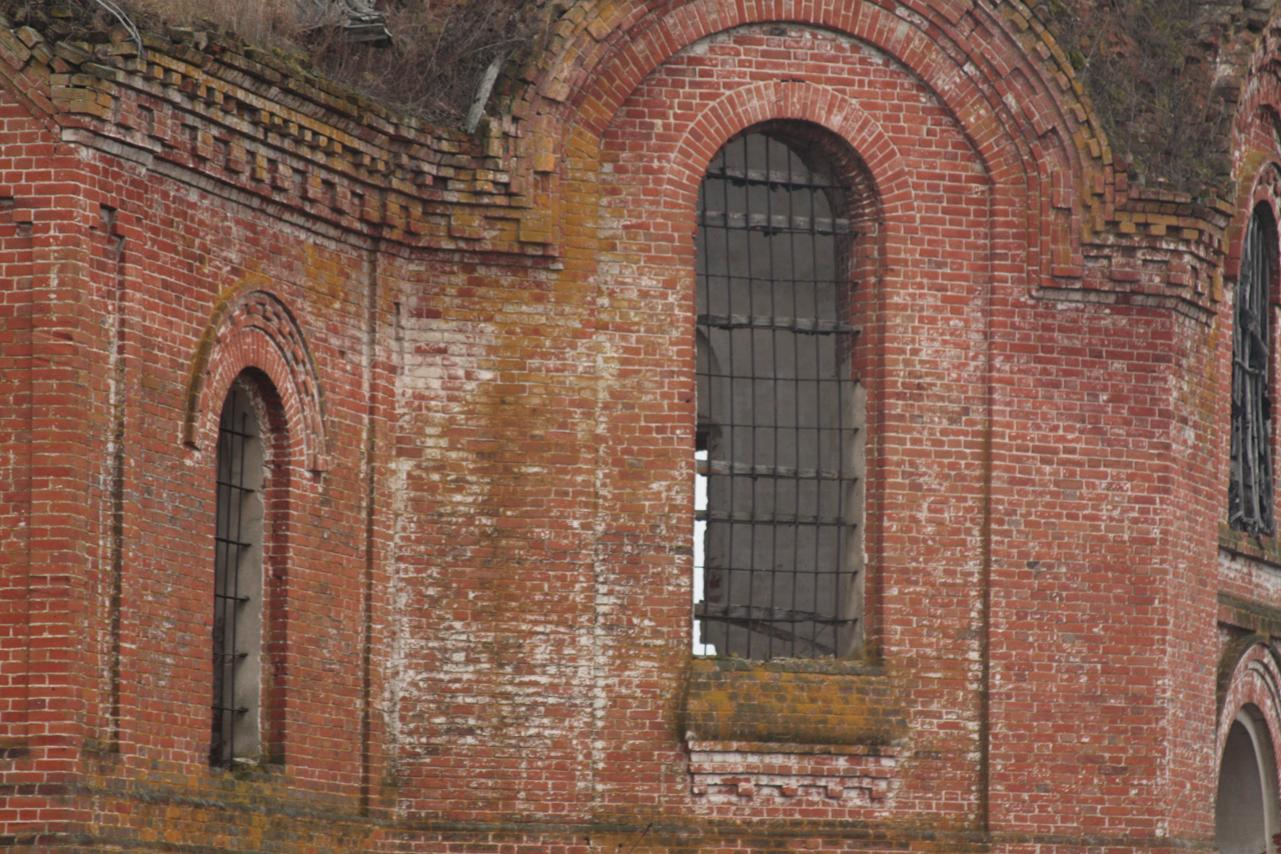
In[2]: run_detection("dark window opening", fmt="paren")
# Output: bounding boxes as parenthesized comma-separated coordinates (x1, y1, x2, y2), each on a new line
(1230, 203, 1277, 537)
(212, 383, 265, 767)
(693, 128, 864, 660)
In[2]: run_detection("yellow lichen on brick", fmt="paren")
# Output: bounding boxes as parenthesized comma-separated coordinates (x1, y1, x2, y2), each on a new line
(685, 659, 906, 746)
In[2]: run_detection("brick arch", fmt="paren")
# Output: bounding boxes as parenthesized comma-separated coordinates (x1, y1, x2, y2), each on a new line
(1225, 162, 1281, 277)
(1231, 54, 1281, 272)
(1216, 640, 1281, 817)
(640, 79, 916, 339)
(1226, 9, 1281, 189)
(505, 0, 1107, 277)
(183, 289, 327, 473)
(658, 80, 915, 238)
(514, 0, 1099, 153)
(1233, 9, 1281, 146)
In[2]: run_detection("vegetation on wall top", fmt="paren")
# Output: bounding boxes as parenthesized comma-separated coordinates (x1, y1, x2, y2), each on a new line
(3, 0, 1278, 193)
(2, 0, 554, 121)
(1031, 0, 1270, 193)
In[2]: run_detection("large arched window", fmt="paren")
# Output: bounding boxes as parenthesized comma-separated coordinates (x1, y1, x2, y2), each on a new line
(692, 127, 864, 660)
(211, 378, 268, 766)
(1230, 203, 1277, 536)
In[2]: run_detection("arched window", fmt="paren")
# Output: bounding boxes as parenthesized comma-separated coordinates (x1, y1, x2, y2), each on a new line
(692, 127, 864, 660)
(211, 379, 267, 766)
(1230, 203, 1277, 536)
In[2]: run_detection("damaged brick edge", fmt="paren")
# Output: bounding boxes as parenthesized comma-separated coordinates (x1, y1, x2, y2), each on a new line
(0, 11, 559, 257)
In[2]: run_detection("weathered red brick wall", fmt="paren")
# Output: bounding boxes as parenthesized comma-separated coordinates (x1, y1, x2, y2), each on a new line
(0, 77, 75, 849)
(987, 297, 1222, 841)
(97, 164, 406, 844)
(2, 0, 1280, 851)
(0, 15, 402, 844)
(388, 0, 1242, 850)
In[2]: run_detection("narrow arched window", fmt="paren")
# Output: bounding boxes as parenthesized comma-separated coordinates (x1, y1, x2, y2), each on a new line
(1230, 203, 1277, 536)
(211, 381, 266, 766)
(693, 127, 864, 660)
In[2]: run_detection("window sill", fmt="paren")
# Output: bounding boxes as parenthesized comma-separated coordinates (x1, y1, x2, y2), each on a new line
(691, 654, 883, 677)
(1219, 523, 1281, 571)
(209, 756, 284, 783)
(683, 657, 905, 807)
(685, 656, 902, 745)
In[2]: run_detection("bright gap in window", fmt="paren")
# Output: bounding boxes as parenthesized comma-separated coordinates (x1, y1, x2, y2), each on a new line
(693, 447, 716, 655)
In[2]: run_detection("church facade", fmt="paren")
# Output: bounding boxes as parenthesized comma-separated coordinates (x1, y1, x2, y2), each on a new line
(2, 0, 1281, 850)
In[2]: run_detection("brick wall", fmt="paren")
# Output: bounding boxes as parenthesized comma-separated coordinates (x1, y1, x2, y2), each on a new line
(1, 0, 1278, 851)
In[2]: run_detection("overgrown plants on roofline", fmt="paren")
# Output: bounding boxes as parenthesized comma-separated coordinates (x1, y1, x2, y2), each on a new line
(4, 0, 1259, 189)
(8, 0, 557, 121)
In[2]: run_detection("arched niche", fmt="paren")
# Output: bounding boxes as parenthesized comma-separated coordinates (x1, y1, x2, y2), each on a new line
(1217, 706, 1281, 853)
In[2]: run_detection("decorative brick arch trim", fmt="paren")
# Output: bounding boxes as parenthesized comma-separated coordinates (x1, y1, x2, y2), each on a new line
(1233, 14, 1281, 148)
(515, 0, 1099, 158)
(1224, 162, 1281, 279)
(1227, 13, 1281, 255)
(184, 289, 328, 473)
(1254, 163, 1281, 216)
(504, 0, 1105, 273)
(1216, 638, 1281, 789)
(659, 80, 914, 237)
(579, 6, 1030, 177)
(1230, 40, 1281, 272)
(1229, 32, 1281, 257)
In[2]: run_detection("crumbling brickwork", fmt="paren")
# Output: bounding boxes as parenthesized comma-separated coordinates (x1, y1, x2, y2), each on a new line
(4, 0, 1281, 851)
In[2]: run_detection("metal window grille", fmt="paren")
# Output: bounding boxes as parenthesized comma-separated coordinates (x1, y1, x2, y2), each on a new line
(211, 385, 264, 767)
(1230, 205, 1277, 536)
(693, 130, 863, 660)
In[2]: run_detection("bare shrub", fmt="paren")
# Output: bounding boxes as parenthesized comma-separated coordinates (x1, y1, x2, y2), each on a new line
(1031, 0, 1227, 192)
(118, 0, 308, 47)
(102, 0, 550, 121)
(306, 1, 541, 119)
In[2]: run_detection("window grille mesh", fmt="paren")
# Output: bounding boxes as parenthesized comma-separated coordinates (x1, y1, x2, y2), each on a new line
(693, 130, 863, 660)
(1230, 204, 1277, 536)
(211, 386, 262, 766)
